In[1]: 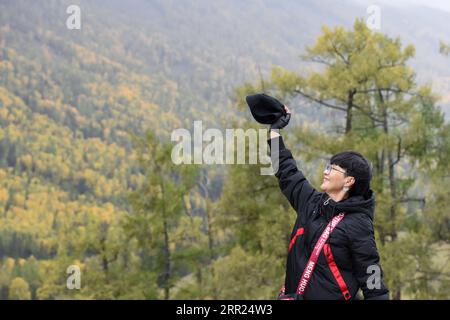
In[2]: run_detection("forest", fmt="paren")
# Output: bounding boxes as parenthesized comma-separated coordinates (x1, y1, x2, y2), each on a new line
(0, 0, 449, 299)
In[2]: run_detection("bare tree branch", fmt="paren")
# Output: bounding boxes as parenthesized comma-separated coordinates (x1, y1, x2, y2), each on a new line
(397, 197, 426, 204)
(330, 40, 349, 66)
(293, 89, 347, 111)
(390, 136, 403, 168)
(307, 56, 333, 67)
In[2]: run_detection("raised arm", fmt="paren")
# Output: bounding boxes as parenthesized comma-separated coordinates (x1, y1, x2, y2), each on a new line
(268, 130, 318, 215)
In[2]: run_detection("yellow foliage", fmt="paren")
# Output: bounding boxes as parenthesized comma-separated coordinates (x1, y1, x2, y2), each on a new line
(19, 154, 33, 170)
(0, 187, 9, 203)
(13, 193, 26, 207)
(9, 277, 31, 300)
(117, 85, 137, 100)
(0, 87, 13, 107)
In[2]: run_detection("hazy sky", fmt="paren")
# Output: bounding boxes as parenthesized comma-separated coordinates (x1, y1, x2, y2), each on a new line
(353, 0, 450, 13)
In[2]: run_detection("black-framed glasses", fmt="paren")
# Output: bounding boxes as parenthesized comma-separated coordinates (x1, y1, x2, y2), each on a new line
(324, 163, 346, 175)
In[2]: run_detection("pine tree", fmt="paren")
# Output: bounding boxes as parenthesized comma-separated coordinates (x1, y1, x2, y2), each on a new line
(125, 131, 199, 299)
(237, 19, 449, 299)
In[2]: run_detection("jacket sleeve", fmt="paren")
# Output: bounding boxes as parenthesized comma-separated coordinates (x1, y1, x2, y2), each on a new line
(268, 135, 318, 215)
(346, 215, 390, 300)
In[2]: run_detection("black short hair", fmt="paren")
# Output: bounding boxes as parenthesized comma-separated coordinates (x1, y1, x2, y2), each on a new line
(330, 151, 372, 198)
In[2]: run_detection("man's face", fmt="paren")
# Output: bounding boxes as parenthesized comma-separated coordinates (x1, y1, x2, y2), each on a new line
(320, 163, 348, 193)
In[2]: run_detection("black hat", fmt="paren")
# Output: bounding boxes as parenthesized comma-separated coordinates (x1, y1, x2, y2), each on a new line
(246, 93, 286, 124)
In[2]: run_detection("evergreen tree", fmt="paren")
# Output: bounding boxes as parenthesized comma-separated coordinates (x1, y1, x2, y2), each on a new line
(124, 132, 199, 299)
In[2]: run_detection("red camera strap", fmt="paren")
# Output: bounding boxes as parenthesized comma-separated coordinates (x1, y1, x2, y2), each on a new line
(295, 212, 345, 295)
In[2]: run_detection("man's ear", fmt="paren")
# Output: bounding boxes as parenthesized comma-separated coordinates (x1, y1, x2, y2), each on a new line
(345, 176, 355, 188)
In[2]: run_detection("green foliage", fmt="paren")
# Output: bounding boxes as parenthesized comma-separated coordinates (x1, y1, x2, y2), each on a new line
(240, 19, 450, 299)
(124, 132, 201, 299)
(440, 41, 450, 56)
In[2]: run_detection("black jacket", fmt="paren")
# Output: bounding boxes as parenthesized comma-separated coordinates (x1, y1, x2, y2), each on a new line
(269, 136, 389, 300)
